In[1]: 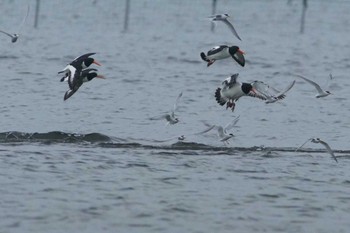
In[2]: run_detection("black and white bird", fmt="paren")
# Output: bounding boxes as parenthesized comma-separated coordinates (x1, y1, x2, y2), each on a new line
(296, 138, 338, 163)
(295, 74, 331, 98)
(0, 4, 30, 43)
(59, 53, 101, 81)
(215, 74, 269, 111)
(209, 14, 242, 41)
(201, 116, 240, 144)
(64, 68, 105, 101)
(200, 45, 245, 67)
(149, 92, 183, 125)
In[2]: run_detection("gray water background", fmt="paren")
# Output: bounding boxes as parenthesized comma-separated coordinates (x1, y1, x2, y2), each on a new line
(0, 0, 350, 232)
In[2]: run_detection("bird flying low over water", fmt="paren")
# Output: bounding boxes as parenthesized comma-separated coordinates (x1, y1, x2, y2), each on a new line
(208, 14, 242, 41)
(294, 74, 331, 98)
(201, 116, 240, 144)
(0, 4, 30, 43)
(149, 92, 183, 125)
(200, 45, 245, 67)
(59, 53, 101, 81)
(255, 80, 296, 104)
(64, 68, 105, 101)
(296, 138, 338, 163)
(215, 74, 290, 111)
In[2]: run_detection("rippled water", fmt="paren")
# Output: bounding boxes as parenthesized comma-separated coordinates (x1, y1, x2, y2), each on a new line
(1, 0, 350, 232)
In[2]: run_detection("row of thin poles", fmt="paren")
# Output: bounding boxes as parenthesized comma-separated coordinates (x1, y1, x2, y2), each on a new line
(33, 0, 306, 34)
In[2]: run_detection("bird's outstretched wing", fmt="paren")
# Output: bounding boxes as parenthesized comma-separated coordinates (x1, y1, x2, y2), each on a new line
(18, 4, 30, 33)
(295, 74, 324, 94)
(224, 115, 240, 132)
(316, 139, 338, 163)
(70, 53, 96, 67)
(223, 73, 239, 88)
(265, 80, 296, 104)
(295, 138, 313, 152)
(172, 91, 183, 113)
(222, 18, 242, 41)
(0, 30, 13, 38)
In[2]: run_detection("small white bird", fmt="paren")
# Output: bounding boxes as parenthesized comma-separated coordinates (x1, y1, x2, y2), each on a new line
(153, 125, 216, 143)
(0, 4, 30, 43)
(149, 92, 183, 125)
(257, 80, 296, 104)
(296, 137, 338, 163)
(209, 14, 242, 41)
(201, 116, 240, 144)
(295, 74, 331, 98)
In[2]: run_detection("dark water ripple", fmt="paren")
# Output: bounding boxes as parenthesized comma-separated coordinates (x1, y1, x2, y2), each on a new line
(1, 0, 350, 232)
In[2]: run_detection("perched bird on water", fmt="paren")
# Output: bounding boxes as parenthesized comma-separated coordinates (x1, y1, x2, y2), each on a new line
(200, 45, 245, 67)
(208, 13, 242, 41)
(64, 68, 105, 101)
(0, 4, 30, 43)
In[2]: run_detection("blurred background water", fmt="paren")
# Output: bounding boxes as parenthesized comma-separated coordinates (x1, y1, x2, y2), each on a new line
(0, 0, 350, 232)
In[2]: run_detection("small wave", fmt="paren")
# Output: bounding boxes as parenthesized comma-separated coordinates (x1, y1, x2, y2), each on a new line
(1, 131, 350, 157)
(0, 131, 112, 144)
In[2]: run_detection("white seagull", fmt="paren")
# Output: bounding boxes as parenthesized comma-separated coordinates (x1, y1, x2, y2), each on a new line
(0, 4, 30, 43)
(209, 14, 242, 41)
(149, 92, 183, 125)
(296, 137, 338, 163)
(201, 116, 240, 144)
(295, 74, 331, 98)
(255, 80, 296, 104)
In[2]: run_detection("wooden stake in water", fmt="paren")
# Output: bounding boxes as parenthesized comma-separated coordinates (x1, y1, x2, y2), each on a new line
(300, 0, 307, 34)
(123, 0, 130, 32)
(211, 0, 217, 32)
(34, 0, 40, 28)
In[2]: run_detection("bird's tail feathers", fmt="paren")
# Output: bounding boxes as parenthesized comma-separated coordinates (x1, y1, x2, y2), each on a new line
(200, 52, 210, 62)
(215, 88, 226, 106)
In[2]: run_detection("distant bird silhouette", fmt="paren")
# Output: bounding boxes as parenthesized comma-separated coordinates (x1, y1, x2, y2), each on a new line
(0, 4, 30, 43)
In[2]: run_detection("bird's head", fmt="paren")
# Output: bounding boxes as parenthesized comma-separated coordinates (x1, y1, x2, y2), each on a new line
(311, 138, 320, 143)
(87, 72, 105, 81)
(11, 35, 19, 43)
(84, 58, 101, 68)
(82, 69, 105, 81)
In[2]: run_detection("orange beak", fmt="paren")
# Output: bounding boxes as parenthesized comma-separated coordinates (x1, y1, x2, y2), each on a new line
(238, 49, 245, 54)
(93, 60, 101, 66)
(96, 74, 105, 79)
